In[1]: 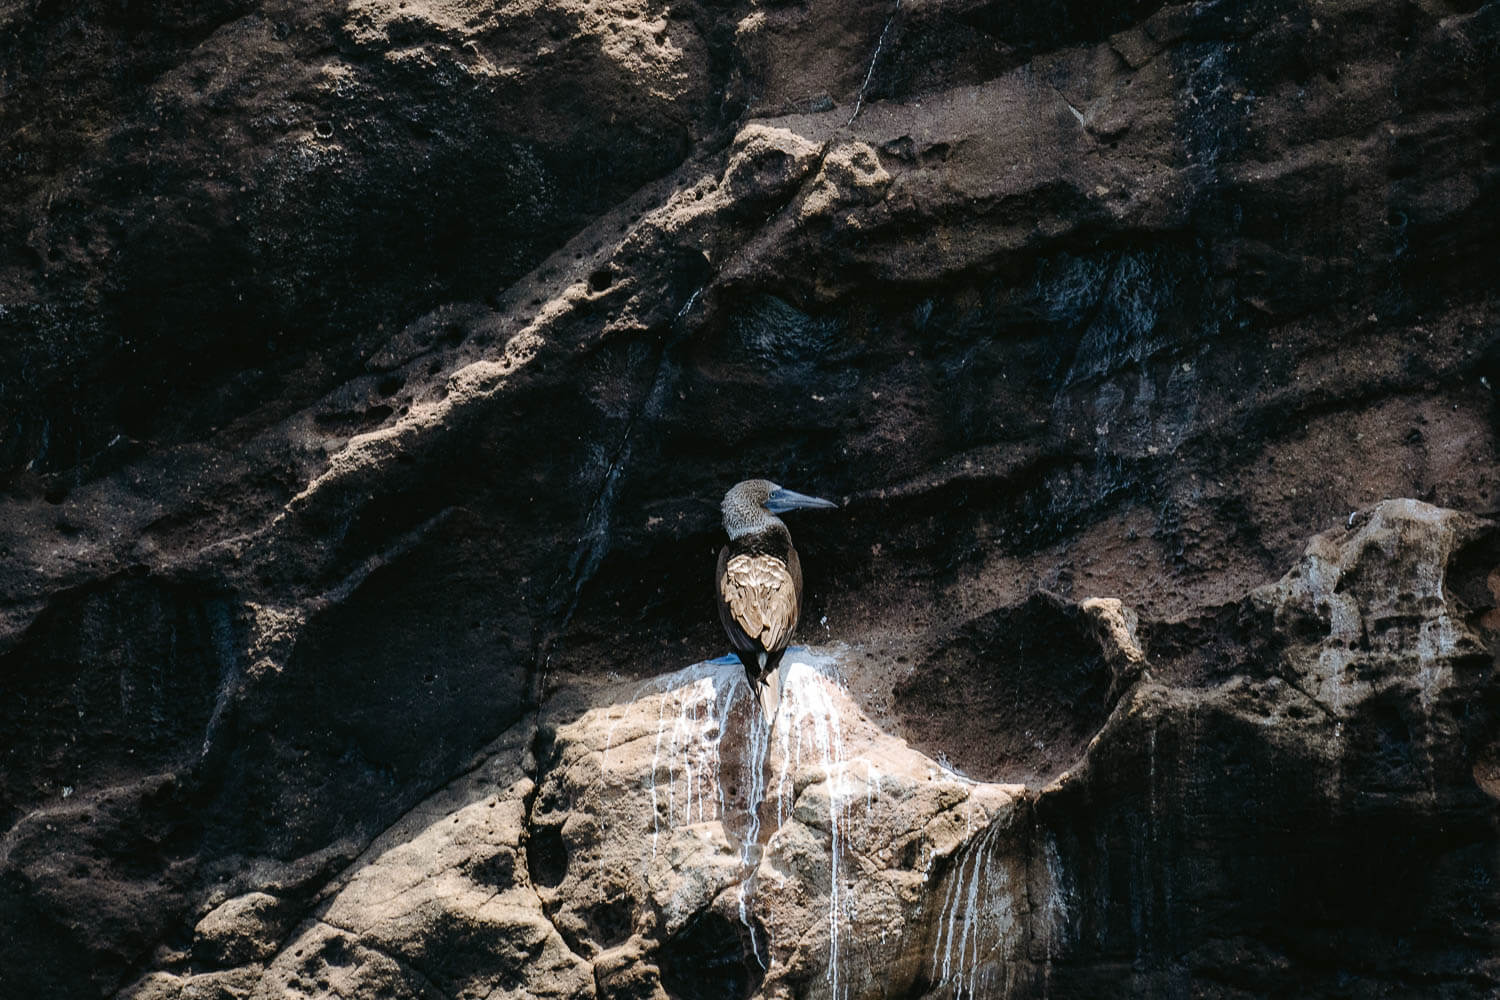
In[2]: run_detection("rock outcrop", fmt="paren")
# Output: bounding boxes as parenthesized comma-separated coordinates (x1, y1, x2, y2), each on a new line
(92, 500, 1500, 999)
(2, 0, 1498, 996)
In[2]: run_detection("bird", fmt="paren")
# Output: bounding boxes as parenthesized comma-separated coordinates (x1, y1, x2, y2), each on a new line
(716, 479, 837, 717)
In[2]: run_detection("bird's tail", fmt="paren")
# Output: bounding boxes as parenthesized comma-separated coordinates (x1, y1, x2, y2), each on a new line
(754, 652, 781, 723)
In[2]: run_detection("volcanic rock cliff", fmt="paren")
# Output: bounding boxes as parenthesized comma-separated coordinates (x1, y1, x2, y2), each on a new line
(1, 0, 1498, 997)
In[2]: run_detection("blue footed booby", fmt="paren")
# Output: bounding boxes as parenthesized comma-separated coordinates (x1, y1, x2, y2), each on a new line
(717, 479, 837, 716)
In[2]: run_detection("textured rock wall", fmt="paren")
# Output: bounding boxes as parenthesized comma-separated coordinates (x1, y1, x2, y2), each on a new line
(105, 501, 1500, 1000)
(1, 0, 1498, 996)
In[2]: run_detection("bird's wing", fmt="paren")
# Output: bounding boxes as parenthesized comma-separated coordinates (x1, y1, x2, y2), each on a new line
(716, 547, 759, 656)
(720, 552, 799, 654)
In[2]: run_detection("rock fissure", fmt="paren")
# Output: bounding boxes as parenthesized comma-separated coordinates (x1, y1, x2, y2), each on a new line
(556, 331, 679, 630)
(846, 0, 902, 128)
(315, 505, 462, 606)
(1268, 673, 1340, 722)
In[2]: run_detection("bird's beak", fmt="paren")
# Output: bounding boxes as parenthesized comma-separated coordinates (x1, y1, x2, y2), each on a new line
(765, 487, 838, 514)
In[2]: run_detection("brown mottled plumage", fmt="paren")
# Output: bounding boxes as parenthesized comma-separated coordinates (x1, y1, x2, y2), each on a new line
(718, 550, 802, 668)
(716, 480, 835, 714)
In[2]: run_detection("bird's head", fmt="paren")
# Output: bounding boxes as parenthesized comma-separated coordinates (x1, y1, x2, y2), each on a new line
(722, 479, 837, 539)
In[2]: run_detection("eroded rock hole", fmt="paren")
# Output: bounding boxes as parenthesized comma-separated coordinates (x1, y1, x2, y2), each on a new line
(526, 823, 567, 888)
(658, 910, 767, 1000)
(1341, 697, 1423, 794)
(894, 592, 1114, 783)
(585, 895, 635, 949)
(588, 267, 613, 291)
(526, 726, 569, 887)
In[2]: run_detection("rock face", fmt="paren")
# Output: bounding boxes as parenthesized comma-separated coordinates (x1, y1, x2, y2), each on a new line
(1, 0, 1498, 996)
(106, 501, 1500, 999)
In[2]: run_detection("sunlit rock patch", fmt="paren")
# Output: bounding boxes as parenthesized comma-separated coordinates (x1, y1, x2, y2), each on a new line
(537, 650, 1070, 1000)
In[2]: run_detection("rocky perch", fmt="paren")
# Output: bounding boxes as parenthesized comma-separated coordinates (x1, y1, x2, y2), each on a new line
(2, 0, 1499, 997)
(113, 499, 1498, 1000)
